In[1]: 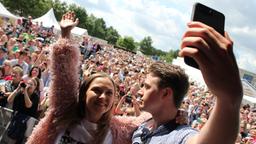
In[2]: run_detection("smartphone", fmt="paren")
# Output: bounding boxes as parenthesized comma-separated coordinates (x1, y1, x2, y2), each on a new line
(184, 3, 225, 69)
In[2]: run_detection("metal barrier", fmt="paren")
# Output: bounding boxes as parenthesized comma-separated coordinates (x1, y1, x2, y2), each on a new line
(0, 106, 13, 144)
(0, 106, 39, 144)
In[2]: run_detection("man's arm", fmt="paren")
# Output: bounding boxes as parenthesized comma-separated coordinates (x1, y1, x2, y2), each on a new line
(180, 21, 243, 144)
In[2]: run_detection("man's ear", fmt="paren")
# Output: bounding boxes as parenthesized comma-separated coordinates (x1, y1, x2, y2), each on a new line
(162, 87, 173, 98)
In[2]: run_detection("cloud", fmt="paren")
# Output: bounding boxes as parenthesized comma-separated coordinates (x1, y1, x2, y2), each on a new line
(61, 0, 256, 73)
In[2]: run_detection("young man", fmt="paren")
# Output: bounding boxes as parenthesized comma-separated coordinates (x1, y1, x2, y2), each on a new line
(132, 21, 243, 144)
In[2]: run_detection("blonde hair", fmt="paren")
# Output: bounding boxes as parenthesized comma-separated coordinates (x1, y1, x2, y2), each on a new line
(12, 66, 23, 77)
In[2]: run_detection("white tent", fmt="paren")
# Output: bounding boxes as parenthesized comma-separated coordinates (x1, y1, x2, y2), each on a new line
(0, 2, 20, 19)
(33, 8, 87, 36)
(172, 57, 206, 87)
(72, 27, 88, 36)
(33, 8, 60, 30)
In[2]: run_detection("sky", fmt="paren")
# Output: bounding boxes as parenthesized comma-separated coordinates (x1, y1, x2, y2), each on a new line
(61, 0, 256, 73)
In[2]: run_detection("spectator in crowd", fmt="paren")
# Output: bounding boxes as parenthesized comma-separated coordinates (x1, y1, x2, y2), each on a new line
(0, 66, 4, 79)
(79, 35, 89, 55)
(2, 60, 12, 80)
(0, 45, 7, 65)
(7, 77, 40, 143)
(2, 66, 24, 107)
(22, 66, 44, 98)
(114, 92, 141, 116)
(39, 60, 51, 87)
(6, 37, 16, 52)
(10, 50, 29, 75)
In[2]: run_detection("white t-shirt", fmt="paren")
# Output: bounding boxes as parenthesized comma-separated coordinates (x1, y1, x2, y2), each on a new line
(55, 119, 112, 144)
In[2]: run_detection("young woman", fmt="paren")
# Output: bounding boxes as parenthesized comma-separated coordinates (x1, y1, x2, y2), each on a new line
(7, 77, 40, 118)
(7, 77, 40, 143)
(26, 12, 150, 144)
(22, 66, 44, 99)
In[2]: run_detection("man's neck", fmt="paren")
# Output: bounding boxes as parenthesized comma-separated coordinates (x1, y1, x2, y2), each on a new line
(151, 108, 178, 127)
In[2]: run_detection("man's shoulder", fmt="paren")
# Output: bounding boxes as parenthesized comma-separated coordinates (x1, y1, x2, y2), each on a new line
(172, 125, 198, 137)
(132, 124, 198, 144)
(175, 125, 198, 132)
(165, 125, 198, 144)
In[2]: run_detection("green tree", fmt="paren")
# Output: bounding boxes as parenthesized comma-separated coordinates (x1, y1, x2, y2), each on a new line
(117, 36, 136, 51)
(52, 0, 68, 21)
(91, 18, 107, 39)
(85, 14, 96, 35)
(68, 4, 88, 29)
(0, 0, 52, 17)
(160, 49, 179, 63)
(139, 36, 154, 55)
(151, 48, 166, 56)
(105, 26, 120, 44)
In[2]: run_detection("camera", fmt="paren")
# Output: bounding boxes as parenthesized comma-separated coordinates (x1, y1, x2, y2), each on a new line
(125, 95, 132, 104)
(20, 82, 26, 88)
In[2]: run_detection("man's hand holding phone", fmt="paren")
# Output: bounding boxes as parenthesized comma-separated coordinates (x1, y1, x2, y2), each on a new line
(180, 21, 242, 106)
(179, 3, 243, 144)
(184, 3, 225, 69)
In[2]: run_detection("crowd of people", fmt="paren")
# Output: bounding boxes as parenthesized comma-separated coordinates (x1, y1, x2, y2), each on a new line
(0, 11, 252, 144)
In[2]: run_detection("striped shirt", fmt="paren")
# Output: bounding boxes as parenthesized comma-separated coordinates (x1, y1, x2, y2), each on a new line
(132, 122, 198, 144)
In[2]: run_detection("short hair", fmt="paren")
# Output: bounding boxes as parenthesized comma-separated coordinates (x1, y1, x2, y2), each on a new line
(12, 66, 23, 77)
(148, 61, 189, 108)
(3, 60, 11, 66)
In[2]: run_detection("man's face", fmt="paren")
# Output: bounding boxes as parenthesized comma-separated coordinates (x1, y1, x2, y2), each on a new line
(138, 73, 164, 114)
(0, 50, 5, 58)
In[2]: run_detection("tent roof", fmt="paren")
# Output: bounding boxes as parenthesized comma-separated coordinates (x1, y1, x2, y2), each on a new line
(33, 8, 60, 29)
(72, 27, 87, 36)
(0, 2, 20, 19)
(33, 8, 87, 36)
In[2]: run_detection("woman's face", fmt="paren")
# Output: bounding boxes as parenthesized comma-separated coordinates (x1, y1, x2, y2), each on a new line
(27, 79, 37, 92)
(3, 63, 11, 71)
(85, 77, 115, 121)
(31, 68, 39, 77)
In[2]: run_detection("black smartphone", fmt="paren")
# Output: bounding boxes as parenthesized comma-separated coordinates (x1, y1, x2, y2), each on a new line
(184, 3, 225, 69)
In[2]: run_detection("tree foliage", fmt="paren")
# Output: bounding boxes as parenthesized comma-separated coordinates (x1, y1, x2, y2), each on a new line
(139, 36, 154, 55)
(68, 4, 88, 29)
(160, 49, 179, 63)
(52, 0, 68, 21)
(105, 26, 120, 44)
(117, 36, 136, 51)
(0, 0, 52, 17)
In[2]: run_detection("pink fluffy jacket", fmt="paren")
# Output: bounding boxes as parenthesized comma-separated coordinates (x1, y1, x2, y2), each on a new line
(26, 38, 151, 144)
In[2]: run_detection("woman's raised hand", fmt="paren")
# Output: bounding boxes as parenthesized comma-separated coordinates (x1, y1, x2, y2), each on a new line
(60, 11, 79, 39)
